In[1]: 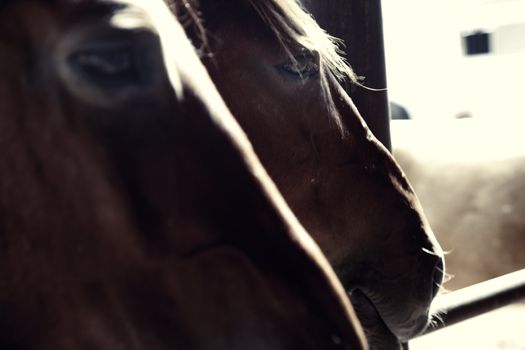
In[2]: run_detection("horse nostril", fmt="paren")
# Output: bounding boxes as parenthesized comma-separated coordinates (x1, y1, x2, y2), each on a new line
(431, 258, 444, 298)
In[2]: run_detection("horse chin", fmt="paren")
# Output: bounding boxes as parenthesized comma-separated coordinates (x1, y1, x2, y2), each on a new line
(349, 289, 403, 350)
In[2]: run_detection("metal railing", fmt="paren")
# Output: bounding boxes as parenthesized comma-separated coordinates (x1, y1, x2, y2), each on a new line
(404, 268, 525, 348)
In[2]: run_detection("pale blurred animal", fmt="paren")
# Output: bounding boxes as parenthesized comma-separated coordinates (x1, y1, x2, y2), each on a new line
(392, 119, 525, 290)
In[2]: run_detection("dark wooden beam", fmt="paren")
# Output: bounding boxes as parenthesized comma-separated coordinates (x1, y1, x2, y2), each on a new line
(303, 0, 392, 151)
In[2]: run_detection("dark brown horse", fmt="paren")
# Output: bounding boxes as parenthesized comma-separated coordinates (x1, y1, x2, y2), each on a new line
(0, 0, 367, 348)
(173, 1, 445, 348)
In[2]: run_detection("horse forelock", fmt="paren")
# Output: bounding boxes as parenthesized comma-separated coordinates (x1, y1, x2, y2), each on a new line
(171, 0, 357, 84)
(251, 0, 361, 134)
(248, 0, 357, 81)
(171, 0, 357, 135)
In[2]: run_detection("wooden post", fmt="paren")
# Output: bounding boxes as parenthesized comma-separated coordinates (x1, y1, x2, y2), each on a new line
(303, 0, 392, 151)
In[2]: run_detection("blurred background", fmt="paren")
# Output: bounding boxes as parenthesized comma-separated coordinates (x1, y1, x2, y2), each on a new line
(383, 0, 525, 121)
(382, 1, 525, 348)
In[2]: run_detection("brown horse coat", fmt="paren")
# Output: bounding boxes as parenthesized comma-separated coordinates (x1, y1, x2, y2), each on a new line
(172, 0, 445, 347)
(0, 0, 366, 349)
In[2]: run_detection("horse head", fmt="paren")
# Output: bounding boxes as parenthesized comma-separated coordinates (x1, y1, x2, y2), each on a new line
(0, 0, 366, 348)
(174, 0, 445, 347)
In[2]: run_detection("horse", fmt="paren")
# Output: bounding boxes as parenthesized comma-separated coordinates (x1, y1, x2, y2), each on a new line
(0, 0, 368, 348)
(171, 1, 445, 348)
(392, 119, 525, 290)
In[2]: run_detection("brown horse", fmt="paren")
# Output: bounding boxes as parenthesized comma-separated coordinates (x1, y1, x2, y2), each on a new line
(173, 0, 445, 348)
(0, 0, 367, 349)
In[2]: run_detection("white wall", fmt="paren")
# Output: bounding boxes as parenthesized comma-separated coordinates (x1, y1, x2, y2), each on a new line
(382, 0, 525, 121)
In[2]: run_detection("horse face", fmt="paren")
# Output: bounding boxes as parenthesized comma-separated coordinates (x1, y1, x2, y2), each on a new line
(188, 0, 444, 346)
(0, 1, 367, 349)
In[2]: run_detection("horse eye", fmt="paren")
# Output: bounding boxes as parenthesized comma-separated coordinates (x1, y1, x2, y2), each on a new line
(277, 53, 319, 79)
(68, 47, 142, 86)
(59, 31, 166, 107)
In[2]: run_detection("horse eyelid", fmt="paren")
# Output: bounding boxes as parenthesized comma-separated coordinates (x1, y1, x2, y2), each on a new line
(276, 54, 319, 78)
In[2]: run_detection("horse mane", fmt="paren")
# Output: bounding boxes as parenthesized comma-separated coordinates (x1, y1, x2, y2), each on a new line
(172, 0, 358, 134)
(248, 0, 357, 84)
(249, 0, 360, 133)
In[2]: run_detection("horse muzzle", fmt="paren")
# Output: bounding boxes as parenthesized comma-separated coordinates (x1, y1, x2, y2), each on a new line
(349, 289, 403, 349)
(350, 255, 445, 347)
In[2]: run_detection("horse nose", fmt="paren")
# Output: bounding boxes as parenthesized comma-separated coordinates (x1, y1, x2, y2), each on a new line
(431, 257, 445, 298)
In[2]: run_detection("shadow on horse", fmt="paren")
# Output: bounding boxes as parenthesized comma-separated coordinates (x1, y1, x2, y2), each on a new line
(173, 0, 445, 347)
(0, 1, 366, 348)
